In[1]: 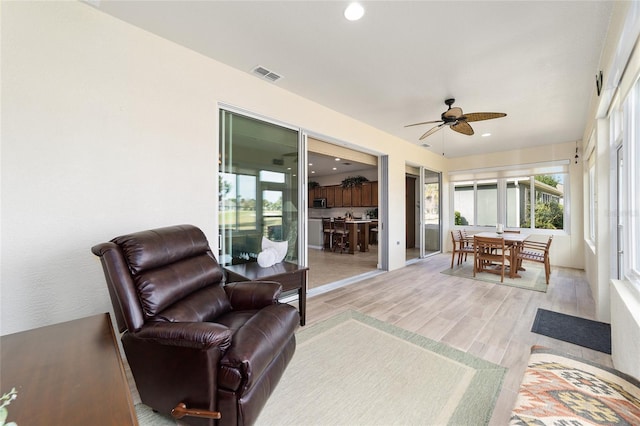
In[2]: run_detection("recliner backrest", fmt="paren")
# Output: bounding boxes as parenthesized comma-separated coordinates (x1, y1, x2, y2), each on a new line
(93, 224, 231, 333)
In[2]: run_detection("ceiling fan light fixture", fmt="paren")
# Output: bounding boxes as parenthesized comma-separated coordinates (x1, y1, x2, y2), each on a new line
(344, 2, 365, 21)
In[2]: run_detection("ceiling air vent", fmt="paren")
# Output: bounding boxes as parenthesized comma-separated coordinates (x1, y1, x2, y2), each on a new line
(251, 65, 283, 83)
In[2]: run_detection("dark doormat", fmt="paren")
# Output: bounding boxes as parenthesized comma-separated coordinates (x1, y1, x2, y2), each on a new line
(531, 308, 611, 354)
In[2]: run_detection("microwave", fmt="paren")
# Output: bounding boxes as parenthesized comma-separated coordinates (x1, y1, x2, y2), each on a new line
(313, 198, 327, 208)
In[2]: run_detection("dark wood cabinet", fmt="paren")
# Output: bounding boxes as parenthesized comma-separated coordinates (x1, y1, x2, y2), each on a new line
(371, 181, 378, 206)
(361, 182, 372, 206)
(310, 181, 378, 209)
(342, 187, 352, 206)
(334, 185, 343, 207)
(351, 185, 362, 207)
(326, 186, 335, 207)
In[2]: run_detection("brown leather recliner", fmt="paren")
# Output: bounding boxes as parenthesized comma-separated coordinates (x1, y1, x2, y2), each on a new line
(91, 225, 299, 426)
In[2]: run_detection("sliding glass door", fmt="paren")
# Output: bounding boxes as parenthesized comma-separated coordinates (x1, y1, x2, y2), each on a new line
(219, 109, 300, 265)
(421, 167, 442, 257)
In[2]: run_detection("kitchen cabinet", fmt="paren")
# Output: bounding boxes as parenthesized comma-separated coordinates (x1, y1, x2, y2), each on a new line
(334, 185, 343, 207)
(342, 186, 352, 206)
(326, 186, 335, 207)
(351, 185, 362, 207)
(309, 182, 378, 208)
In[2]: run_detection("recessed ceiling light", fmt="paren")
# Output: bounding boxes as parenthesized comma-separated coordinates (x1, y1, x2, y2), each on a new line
(332, 167, 337, 170)
(311, 171, 315, 174)
(344, 3, 364, 21)
(335, 158, 341, 161)
(481, 133, 491, 137)
(309, 163, 313, 166)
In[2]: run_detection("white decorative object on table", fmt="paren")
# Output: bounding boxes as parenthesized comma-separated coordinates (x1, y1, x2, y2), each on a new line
(257, 237, 288, 267)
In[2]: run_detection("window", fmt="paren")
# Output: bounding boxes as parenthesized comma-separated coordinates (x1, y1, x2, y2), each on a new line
(451, 164, 568, 231)
(219, 173, 257, 231)
(588, 165, 596, 242)
(477, 180, 498, 226)
(453, 181, 474, 225)
(621, 77, 640, 283)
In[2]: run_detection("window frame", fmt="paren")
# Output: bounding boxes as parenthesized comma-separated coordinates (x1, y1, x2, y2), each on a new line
(449, 161, 570, 234)
(621, 76, 640, 285)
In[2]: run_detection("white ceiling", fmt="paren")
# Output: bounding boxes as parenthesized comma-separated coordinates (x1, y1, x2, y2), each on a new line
(90, 1, 614, 158)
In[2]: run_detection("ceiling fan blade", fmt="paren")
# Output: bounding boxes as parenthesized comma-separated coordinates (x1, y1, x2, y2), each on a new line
(443, 107, 463, 119)
(405, 120, 443, 128)
(463, 112, 507, 122)
(419, 123, 446, 140)
(451, 121, 474, 136)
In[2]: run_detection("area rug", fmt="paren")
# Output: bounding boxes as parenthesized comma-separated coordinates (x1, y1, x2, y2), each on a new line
(255, 310, 505, 425)
(135, 311, 506, 426)
(531, 308, 612, 354)
(441, 261, 548, 293)
(510, 346, 640, 425)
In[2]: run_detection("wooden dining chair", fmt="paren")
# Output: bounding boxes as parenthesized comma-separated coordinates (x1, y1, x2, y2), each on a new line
(460, 229, 475, 251)
(516, 235, 553, 284)
(369, 222, 378, 245)
(322, 218, 334, 250)
(473, 236, 510, 283)
(332, 219, 350, 253)
(450, 230, 474, 268)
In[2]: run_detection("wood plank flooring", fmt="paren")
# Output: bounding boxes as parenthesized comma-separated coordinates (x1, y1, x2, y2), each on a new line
(302, 252, 612, 425)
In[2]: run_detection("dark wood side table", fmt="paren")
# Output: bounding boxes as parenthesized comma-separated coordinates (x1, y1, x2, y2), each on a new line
(0, 313, 138, 425)
(224, 261, 308, 326)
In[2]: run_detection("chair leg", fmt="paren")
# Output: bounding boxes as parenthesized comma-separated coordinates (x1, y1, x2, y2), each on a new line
(545, 260, 550, 284)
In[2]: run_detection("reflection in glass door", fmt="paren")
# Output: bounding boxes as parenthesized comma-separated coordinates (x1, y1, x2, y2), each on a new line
(219, 109, 299, 265)
(421, 168, 441, 257)
(617, 145, 624, 278)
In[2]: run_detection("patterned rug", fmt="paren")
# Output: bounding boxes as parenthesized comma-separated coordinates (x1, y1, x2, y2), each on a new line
(441, 261, 548, 293)
(510, 346, 640, 425)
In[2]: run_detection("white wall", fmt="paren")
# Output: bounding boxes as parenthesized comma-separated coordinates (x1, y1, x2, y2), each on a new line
(1, 2, 446, 334)
(583, 1, 640, 378)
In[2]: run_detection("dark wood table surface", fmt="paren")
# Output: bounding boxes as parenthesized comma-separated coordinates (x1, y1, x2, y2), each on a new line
(224, 261, 308, 326)
(0, 313, 138, 425)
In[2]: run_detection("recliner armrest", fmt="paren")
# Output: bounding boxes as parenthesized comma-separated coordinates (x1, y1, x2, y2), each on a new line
(224, 281, 282, 311)
(134, 321, 232, 351)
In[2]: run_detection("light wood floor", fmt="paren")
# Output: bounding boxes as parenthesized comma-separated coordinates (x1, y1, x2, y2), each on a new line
(307, 245, 427, 290)
(302, 252, 612, 425)
(307, 245, 379, 289)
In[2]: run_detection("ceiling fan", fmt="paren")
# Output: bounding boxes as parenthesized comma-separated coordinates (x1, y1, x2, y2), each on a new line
(405, 98, 506, 140)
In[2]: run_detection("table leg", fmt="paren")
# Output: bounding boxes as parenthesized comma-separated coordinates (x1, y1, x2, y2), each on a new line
(348, 223, 356, 254)
(298, 285, 306, 326)
(361, 223, 369, 252)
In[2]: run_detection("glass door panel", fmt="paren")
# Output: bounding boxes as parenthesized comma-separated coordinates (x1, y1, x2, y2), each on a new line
(422, 168, 441, 257)
(219, 110, 299, 265)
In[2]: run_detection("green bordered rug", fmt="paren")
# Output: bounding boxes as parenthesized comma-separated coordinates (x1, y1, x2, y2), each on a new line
(441, 261, 548, 293)
(256, 310, 506, 426)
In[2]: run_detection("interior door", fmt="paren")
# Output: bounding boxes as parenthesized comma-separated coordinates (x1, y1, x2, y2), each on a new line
(406, 175, 416, 249)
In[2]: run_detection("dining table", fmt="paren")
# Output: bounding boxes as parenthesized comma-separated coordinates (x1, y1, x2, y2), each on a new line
(474, 231, 529, 278)
(345, 219, 372, 254)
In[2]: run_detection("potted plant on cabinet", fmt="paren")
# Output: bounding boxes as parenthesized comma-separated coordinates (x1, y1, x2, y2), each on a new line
(341, 175, 369, 188)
